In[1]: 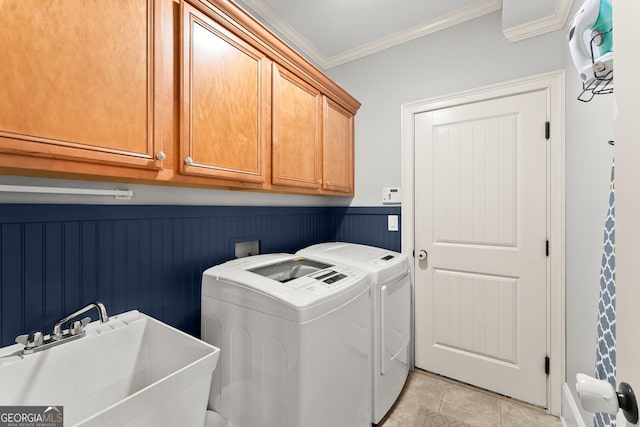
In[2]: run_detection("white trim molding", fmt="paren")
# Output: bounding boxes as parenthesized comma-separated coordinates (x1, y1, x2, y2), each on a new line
(503, 0, 574, 42)
(562, 383, 587, 427)
(240, 0, 501, 69)
(323, 0, 501, 69)
(238, 0, 326, 67)
(401, 70, 566, 416)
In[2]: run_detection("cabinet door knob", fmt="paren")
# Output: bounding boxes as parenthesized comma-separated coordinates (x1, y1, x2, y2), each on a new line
(156, 151, 166, 161)
(316, 179, 323, 184)
(184, 157, 194, 166)
(326, 180, 331, 185)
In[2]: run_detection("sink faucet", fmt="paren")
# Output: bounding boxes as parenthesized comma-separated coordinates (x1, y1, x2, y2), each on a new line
(52, 301, 109, 340)
(16, 301, 110, 355)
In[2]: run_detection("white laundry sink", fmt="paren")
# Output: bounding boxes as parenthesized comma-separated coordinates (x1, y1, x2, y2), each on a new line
(0, 310, 220, 427)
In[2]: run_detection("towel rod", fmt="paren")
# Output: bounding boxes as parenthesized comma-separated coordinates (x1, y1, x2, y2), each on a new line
(0, 185, 133, 200)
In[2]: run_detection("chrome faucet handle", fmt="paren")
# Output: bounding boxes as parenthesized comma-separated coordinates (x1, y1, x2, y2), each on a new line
(70, 317, 91, 336)
(15, 334, 28, 346)
(16, 331, 44, 349)
(16, 331, 43, 347)
(26, 331, 43, 348)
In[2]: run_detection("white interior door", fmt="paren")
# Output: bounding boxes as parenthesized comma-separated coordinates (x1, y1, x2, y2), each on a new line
(614, 1, 640, 425)
(414, 90, 549, 407)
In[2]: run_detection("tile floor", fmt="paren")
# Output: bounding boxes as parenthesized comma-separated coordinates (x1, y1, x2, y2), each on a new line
(378, 370, 562, 427)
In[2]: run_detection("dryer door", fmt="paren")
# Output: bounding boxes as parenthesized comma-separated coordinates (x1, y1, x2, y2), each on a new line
(380, 274, 411, 375)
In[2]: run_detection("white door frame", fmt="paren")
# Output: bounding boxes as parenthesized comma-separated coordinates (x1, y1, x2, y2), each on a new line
(400, 70, 565, 415)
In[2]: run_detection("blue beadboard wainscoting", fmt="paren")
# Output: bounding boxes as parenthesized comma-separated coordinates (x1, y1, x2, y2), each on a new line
(0, 205, 400, 347)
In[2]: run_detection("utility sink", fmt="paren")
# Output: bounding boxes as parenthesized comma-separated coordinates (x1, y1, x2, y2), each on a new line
(0, 310, 220, 427)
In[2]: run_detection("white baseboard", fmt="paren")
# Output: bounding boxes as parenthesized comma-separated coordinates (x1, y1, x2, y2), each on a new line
(562, 383, 587, 427)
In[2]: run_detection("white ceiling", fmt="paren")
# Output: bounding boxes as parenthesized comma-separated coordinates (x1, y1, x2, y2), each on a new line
(237, 0, 574, 69)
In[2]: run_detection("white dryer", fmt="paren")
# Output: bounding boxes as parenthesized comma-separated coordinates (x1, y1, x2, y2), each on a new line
(297, 242, 411, 423)
(201, 254, 372, 427)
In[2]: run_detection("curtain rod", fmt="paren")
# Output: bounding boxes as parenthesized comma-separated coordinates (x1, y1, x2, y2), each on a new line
(0, 185, 133, 200)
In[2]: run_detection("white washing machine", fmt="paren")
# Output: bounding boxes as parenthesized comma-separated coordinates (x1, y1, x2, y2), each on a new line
(297, 243, 411, 424)
(201, 254, 372, 427)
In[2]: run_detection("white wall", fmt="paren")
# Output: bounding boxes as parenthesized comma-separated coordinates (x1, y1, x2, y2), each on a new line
(325, 7, 613, 425)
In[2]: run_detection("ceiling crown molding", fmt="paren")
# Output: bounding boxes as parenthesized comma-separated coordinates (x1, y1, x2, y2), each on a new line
(502, 0, 574, 42)
(240, 0, 328, 67)
(324, 0, 502, 68)
(241, 0, 502, 69)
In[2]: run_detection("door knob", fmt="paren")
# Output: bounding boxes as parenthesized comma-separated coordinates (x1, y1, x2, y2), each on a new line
(417, 250, 428, 261)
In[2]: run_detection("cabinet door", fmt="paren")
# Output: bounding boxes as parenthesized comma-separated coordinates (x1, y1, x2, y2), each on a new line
(323, 97, 354, 194)
(181, 2, 270, 183)
(272, 65, 322, 189)
(0, 0, 163, 170)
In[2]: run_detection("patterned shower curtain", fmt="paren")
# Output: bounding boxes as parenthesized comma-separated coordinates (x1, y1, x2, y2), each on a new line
(595, 164, 616, 427)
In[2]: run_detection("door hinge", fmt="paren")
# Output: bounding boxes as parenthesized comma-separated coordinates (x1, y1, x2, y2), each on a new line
(545, 356, 550, 375)
(546, 240, 550, 257)
(545, 121, 550, 140)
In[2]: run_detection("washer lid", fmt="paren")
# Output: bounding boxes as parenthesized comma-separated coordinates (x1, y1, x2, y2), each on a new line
(201, 253, 370, 323)
(297, 242, 409, 285)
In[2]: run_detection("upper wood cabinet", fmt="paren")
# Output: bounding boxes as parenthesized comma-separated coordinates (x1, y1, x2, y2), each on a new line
(272, 65, 322, 189)
(0, 0, 360, 195)
(0, 0, 164, 170)
(180, 2, 271, 184)
(272, 66, 355, 195)
(323, 97, 355, 194)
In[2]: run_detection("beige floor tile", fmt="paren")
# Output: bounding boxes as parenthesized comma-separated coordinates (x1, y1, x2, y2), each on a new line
(383, 370, 560, 427)
(500, 399, 562, 426)
(402, 387, 443, 412)
(441, 383, 502, 423)
(386, 394, 424, 426)
(414, 406, 472, 427)
(439, 401, 501, 427)
(409, 371, 449, 403)
(378, 372, 436, 426)
(378, 416, 411, 427)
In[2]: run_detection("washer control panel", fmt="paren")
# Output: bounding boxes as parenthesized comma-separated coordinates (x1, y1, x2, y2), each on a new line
(299, 268, 359, 295)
